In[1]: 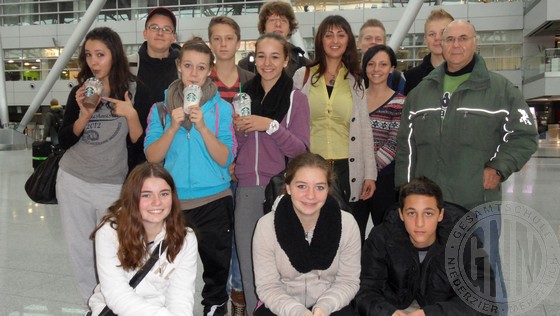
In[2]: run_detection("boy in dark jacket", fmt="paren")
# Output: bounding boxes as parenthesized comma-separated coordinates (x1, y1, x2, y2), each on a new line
(355, 177, 494, 316)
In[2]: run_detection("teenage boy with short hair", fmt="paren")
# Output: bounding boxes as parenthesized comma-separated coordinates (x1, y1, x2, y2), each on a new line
(208, 16, 254, 103)
(357, 19, 387, 53)
(355, 177, 492, 316)
(403, 9, 454, 95)
(357, 19, 405, 94)
(207, 15, 254, 316)
(127, 6, 180, 170)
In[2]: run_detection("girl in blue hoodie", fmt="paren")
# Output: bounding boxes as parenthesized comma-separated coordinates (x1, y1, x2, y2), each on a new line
(145, 37, 234, 316)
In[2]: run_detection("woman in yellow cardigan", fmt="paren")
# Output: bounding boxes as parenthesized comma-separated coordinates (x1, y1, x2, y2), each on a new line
(293, 15, 376, 217)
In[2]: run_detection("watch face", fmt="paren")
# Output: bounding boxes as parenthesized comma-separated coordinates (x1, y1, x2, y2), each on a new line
(267, 120, 279, 135)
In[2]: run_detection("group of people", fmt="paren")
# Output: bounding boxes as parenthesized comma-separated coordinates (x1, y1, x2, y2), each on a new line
(53, 2, 538, 316)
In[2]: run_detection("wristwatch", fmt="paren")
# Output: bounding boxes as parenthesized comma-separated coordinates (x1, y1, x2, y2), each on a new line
(266, 120, 280, 135)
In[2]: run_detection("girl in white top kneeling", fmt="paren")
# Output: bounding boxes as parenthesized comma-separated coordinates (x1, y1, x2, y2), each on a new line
(88, 163, 198, 316)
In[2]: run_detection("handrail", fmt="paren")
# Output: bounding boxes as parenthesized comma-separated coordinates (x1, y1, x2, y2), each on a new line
(0, 0, 522, 26)
(523, 48, 560, 80)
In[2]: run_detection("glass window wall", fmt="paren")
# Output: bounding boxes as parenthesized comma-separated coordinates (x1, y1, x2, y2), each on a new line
(0, 1, 524, 79)
(398, 30, 522, 72)
(0, 1, 522, 26)
(3, 45, 134, 81)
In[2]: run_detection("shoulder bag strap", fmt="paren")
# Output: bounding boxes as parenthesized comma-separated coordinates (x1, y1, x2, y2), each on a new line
(129, 240, 168, 288)
(96, 240, 168, 316)
(303, 66, 310, 86)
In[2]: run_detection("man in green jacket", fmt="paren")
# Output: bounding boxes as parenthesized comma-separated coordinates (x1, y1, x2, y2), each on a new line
(395, 20, 537, 316)
(395, 20, 537, 211)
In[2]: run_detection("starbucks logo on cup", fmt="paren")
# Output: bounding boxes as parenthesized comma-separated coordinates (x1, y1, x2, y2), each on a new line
(84, 86, 95, 97)
(183, 84, 202, 115)
(185, 92, 197, 103)
(446, 201, 560, 315)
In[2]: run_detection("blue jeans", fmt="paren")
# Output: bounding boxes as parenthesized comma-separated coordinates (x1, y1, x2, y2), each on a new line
(474, 209, 508, 316)
(228, 236, 243, 292)
(228, 181, 244, 293)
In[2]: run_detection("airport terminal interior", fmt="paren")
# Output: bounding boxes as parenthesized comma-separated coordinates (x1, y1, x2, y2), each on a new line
(0, 0, 559, 315)
(1, 141, 559, 316)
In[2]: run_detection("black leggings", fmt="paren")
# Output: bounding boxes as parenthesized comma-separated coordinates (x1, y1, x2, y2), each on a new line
(352, 172, 397, 241)
(182, 196, 233, 312)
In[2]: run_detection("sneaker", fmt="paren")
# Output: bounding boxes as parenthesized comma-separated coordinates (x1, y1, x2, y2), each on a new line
(204, 302, 227, 316)
(231, 300, 247, 316)
(230, 290, 247, 316)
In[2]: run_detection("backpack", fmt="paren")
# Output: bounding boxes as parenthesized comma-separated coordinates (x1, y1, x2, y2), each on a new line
(128, 52, 140, 76)
(389, 70, 403, 93)
(51, 110, 63, 131)
(264, 170, 353, 215)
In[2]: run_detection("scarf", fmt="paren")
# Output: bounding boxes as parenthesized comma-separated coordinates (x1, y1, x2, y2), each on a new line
(244, 71, 293, 122)
(165, 77, 218, 130)
(274, 194, 342, 273)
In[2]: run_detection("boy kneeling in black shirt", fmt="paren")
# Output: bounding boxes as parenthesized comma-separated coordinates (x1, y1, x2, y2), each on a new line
(355, 176, 493, 316)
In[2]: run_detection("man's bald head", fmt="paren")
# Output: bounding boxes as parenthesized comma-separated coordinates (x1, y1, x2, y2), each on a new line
(442, 20, 478, 72)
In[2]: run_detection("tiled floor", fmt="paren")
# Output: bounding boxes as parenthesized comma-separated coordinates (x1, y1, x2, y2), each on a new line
(0, 142, 559, 315)
(0, 148, 204, 316)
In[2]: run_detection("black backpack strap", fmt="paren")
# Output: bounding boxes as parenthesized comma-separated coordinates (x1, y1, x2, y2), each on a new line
(391, 70, 402, 92)
(156, 101, 166, 128)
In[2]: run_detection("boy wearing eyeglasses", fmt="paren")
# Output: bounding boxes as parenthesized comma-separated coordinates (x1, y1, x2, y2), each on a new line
(238, 1, 308, 77)
(126, 6, 181, 171)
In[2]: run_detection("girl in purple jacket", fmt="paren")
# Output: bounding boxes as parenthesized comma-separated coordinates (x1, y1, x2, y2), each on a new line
(232, 32, 310, 312)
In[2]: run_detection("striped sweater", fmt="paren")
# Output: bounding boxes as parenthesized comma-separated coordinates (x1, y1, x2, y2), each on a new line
(369, 92, 405, 173)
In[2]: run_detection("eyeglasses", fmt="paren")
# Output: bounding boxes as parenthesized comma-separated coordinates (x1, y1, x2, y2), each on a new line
(444, 35, 475, 45)
(267, 17, 289, 25)
(147, 25, 174, 34)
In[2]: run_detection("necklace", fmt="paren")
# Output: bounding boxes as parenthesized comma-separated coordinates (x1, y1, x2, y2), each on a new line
(327, 72, 336, 86)
(326, 63, 342, 86)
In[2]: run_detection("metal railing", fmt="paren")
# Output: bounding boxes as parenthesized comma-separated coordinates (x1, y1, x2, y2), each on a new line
(523, 48, 560, 80)
(0, 0, 523, 26)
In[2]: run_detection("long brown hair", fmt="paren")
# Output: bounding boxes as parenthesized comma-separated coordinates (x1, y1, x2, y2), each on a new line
(76, 27, 135, 99)
(92, 163, 187, 271)
(309, 15, 363, 91)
